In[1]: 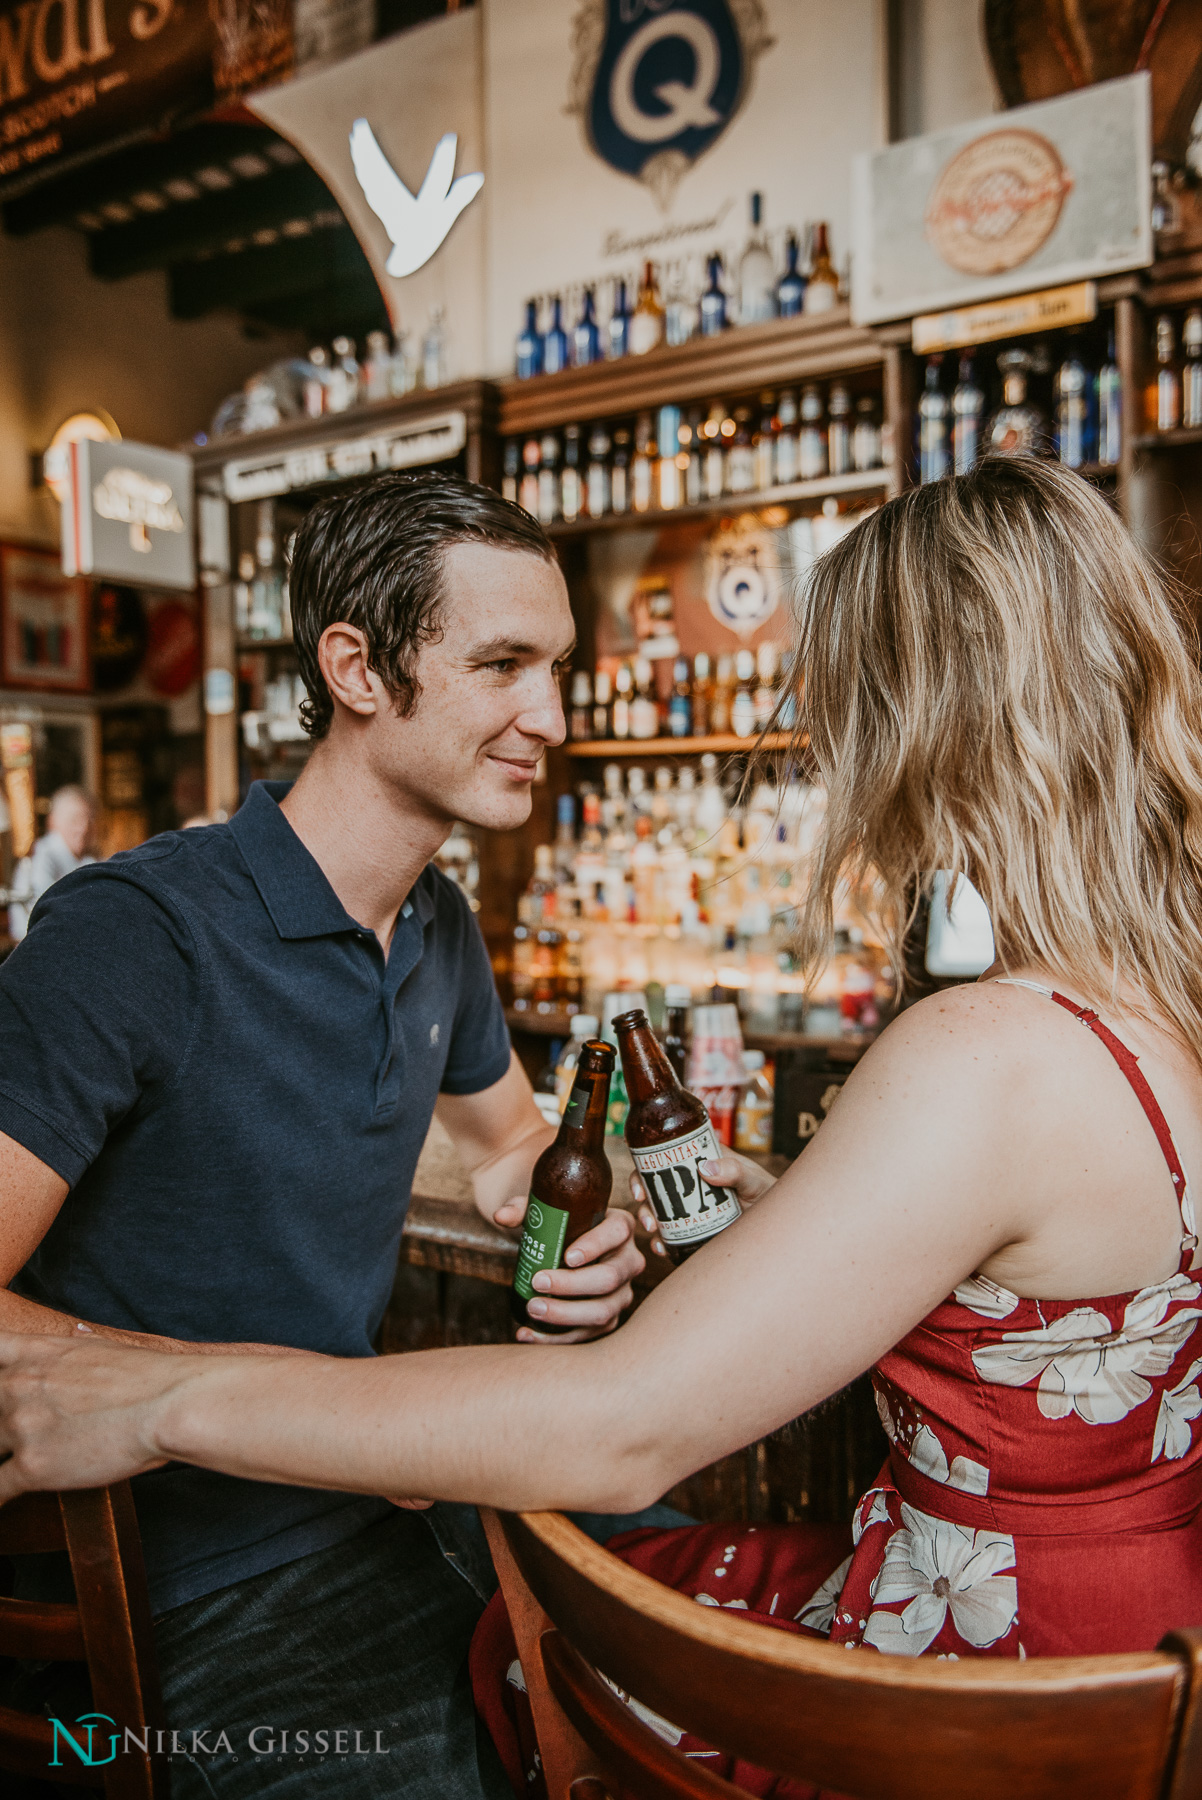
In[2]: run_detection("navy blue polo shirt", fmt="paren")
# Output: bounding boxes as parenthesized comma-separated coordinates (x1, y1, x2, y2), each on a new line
(0, 781, 511, 1613)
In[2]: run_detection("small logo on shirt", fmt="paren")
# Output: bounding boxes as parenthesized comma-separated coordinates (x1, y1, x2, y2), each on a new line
(429, 1022, 440, 1046)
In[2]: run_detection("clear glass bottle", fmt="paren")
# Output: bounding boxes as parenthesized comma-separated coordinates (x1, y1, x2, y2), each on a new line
(1056, 344, 1089, 469)
(520, 438, 540, 516)
(1155, 314, 1182, 432)
(827, 383, 852, 476)
(421, 310, 446, 390)
(610, 428, 631, 514)
(612, 663, 633, 739)
(919, 357, 949, 482)
(1184, 309, 1202, 430)
(681, 407, 704, 505)
(731, 649, 757, 737)
(699, 254, 727, 337)
(388, 329, 414, 397)
(608, 277, 631, 359)
(657, 405, 682, 510)
(738, 191, 776, 325)
(501, 440, 519, 504)
(951, 354, 983, 474)
(630, 261, 666, 356)
(543, 296, 569, 376)
(537, 433, 560, 524)
(327, 336, 361, 411)
(1097, 329, 1122, 467)
(631, 657, 659, 740)
(569, 671, 592, 741)
(592, 669, 612, 739)
(303, 346, 328, 418)
(988, 349, 1044, 455)
(754, 391, 777, 491)
(799, 384, 828, 480)
(753, 641, 778, 730)
(703, 403, 726, 499)
(364, 330, 392, 403)
(516, 299, 543, 379)
(852, 394, 881, 472)
(561, 424, 583, 523)
(775, 389, 800, 484)
(803, 222, 839, 314)
(586, 424, 612, 518)
(776, 232, 805, 319)
(632, 411, 657, 513)
(725, 407, 756, 492)
(573, 287, 601, 368)
(664, 260, 698, 347)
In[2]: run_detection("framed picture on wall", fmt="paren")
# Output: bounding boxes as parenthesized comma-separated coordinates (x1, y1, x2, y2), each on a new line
(0, 543, 91, 693)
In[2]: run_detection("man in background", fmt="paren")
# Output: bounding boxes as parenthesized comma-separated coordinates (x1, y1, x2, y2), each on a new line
(8, 784, 96, 940)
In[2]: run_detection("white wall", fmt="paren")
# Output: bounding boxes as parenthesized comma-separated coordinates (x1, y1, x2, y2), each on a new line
(895, 0, 999, 139)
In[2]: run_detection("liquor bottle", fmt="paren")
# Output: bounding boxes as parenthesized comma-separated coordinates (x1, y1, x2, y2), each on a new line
(632, 411, 657, 513)
(703, 403, 726, 499)
(692, 651, 714, 734)
(252, 501, 285, 639)
(612, 664, 633, 739)
(775, 390, 800, 484)
(827, 383, 852, 476)
(561, 424, 584, 523)
(303, 346, 328, 418)
(669, 657, 693, 738)
(569, 670, 592, 740)
(586, 424, 611, 518)
(511, 1039, 615, 1327)
(754, 392, 777, 491)
(611, 428, 631, 514)
(804, 223, 839, 314)
(558, 897, 585, 1015)
(919, 357, 950, 482)
(738, 191, 776, 325)
(327, 337, 361, 411)
(664, 261, 698, 347)
(538, 433, 560, 524)
(364, 330, 392, 403)
(519, 438, 541, 516)
(951, 354, 983, 475)
(753, 641, 778, 730)
(776, 232, 805, 319)
(1154, 314, 1181, 432)
(630, 261, 666, 356)
(511, 902, 535, 1011)
(799, 384, 828, 480)
(1056, 344, 1088, 469)
(658, 405, 682, 510)
(710, 655, 734, 734)
(699, 254, 727, 337)
(554, 791, 578, 880)
(592, 669, 612, 739)
(573, 287, 602, 367)
(725, 408, 756, 493)
(532, 913, 562, 1013)
(388, 329, 414, 397)
(1097, 330, 1122, 467)
(1184, 310, 1202, 430)
(852, 394, 881, 472)
(608, 278, 632, 359)
(502, 440, 520, 505)
(682, 407, 704, 505)
(421, 309, 446, 390)
(662, 986, 692, 1084)
(988, 349, 1044, 455)
(516, 299, 543, 379)
(543, 297, 570, 375)
(731, 648, 757, 737)
(616, 1009, 741, 1264)
(631, 657, 659, 740)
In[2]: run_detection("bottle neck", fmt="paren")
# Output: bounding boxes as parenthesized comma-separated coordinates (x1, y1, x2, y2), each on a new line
(618, 1022, 682, 1105)
(560, 1054, 612, 1149)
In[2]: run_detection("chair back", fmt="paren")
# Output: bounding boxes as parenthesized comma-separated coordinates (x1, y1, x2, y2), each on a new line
(483, 1508, 1202, 1800)
(0, 1484, 168, 1798)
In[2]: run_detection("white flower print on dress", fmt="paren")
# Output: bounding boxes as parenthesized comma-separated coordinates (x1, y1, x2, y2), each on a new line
(972, 1280, 1202, 1425)
(953, 1275, 1020, 1320)
(853, 1489, 893, 1546)
(862, 1504, 1017, 1657)
(908, 1423, 991, 1496)
(794, 1554, 853, 1633)
(1152, 1357, 1202, 1463)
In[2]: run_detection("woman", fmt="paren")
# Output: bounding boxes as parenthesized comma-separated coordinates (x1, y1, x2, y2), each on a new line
(1, 460, 1200, 1787)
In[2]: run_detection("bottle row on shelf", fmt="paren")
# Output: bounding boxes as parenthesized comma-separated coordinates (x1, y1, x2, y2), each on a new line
(505, 759, 892, 1036)
(568, 644, 790, 745)
(514, 200, 842, 379)
(234, 501, 292, 642)
(1148, 310, 1202, 434)
(501, 383, 887, 526)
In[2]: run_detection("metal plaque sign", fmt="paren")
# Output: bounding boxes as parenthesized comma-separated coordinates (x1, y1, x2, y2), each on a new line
(911, 280, 1097, 354)
(63, 437, 195, 591)
(567, 0, 772, 210)
(220, 409, 468, 502)
(852, 73, 1152, 326)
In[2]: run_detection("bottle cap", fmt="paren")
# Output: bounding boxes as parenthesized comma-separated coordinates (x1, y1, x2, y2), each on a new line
(570, 1013, 599, 1037)
(665, 984, 691, 1006)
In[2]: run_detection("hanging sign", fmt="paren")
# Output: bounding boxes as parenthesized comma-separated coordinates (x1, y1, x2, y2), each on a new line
(62, 437, 195, 591)
(705, 516, 780, 638)
(220, 409, 467, 502)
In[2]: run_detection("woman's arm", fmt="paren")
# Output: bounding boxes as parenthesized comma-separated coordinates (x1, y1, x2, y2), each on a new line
(0, 988, 1038, 1512)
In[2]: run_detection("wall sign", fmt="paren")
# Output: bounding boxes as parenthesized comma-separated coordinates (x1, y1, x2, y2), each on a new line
(350, 120, 482, 278)
(911, 279, 1097, 354)
(0, 543, 90, 693)
(705, 516, 780, 638)
(220, 408, 467, 502)
(62, 438, 196, 591)
(567, 0, 772, 210)
(852, 73, 1152, 326)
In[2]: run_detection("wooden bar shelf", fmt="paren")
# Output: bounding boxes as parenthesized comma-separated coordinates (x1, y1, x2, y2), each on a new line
(1133, 428, 1202, 450)
(566, 732, 793, 758)
(546, 468, 892, 537)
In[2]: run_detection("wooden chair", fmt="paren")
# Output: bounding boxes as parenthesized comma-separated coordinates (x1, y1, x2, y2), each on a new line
(479, 1507, 1202, 1800)
(0, 1484, 168, 1797)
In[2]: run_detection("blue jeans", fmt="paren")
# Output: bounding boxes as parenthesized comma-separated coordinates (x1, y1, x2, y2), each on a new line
(153, 1501, 689, 1799)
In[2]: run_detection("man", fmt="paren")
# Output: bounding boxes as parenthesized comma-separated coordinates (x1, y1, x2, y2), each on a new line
(8, 783, 96, 939)
(0, 475, 645, 1798)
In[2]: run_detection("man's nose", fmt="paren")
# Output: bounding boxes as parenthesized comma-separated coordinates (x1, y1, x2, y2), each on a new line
(516, 672, 567, 748)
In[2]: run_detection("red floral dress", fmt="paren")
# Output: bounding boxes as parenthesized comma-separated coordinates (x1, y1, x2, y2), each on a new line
(472, 986, 1202, 1798)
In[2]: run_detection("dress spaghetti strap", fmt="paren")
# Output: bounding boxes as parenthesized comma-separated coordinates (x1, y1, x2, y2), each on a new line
(995, 977, 1198, 1274)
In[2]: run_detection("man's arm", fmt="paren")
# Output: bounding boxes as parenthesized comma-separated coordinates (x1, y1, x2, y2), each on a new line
(435, 1051, 644, 1343)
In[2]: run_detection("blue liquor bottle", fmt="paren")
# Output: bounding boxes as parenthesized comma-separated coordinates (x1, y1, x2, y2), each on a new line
(543, 297, 570, 376)
(573, 287, 601, 368)
(515, 300, 542, 380)
(776, 232, 805, 319)
(608, 278, 631, 359)
(699, 255, 727, 337)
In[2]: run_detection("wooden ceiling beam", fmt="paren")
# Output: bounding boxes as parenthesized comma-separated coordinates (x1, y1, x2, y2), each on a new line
(169, 226, 377, 320)
(88, 164, 337, 279)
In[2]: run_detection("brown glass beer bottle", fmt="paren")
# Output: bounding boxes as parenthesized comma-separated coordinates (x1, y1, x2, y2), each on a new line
(511, 1041, 615, 1331)
(615, 1009, 742, 1263)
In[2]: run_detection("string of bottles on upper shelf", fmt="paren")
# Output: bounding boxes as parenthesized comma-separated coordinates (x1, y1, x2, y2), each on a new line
(502, 381, 886, 526)
(916, 331, 1123, 483)
(513, 199, 843, 379)
(567, 645, 791, 747)
(1147, 309, 1202, 437)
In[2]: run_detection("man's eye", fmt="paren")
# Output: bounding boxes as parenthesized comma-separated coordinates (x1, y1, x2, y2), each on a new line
(485, 659, 516, 674)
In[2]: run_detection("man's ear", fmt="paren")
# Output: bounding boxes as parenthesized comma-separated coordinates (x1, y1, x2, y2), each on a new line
(318, 624, 378, 719)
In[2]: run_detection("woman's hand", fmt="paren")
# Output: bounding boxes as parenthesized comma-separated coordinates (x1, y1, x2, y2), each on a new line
(632, 1153, 779, 1256)
(491, 1200, 645, 1343)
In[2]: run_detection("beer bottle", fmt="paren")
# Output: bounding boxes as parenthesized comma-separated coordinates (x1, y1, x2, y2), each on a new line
(615, 1010, 742, 1263)
(511, 1041, 615, 1331)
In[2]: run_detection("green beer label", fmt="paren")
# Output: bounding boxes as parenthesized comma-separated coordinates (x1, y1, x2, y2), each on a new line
(513, 1194, 570, 1301)
(562, 1085, 587, 1129)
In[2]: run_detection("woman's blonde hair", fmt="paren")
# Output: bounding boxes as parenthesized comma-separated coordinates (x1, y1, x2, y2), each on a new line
(791, 455, 1202, 1056)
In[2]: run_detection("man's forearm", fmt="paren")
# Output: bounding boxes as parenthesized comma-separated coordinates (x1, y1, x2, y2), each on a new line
(0, 1288, 312, 1356)
(470, 1121, 556, 1225)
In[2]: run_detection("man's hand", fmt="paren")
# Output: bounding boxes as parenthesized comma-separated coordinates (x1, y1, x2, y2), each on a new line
(632, 1153, 778, 1256)
(492, 1199, 644, 1343)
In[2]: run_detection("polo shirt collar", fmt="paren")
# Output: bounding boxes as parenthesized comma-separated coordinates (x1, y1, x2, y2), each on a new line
(229, 782, 358, 940)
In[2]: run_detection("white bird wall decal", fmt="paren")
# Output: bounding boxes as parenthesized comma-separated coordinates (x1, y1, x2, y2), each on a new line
(349, 119, 484, 279)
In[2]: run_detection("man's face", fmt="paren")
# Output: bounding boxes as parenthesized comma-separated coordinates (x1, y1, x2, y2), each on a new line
(51, 794, 93, 859)
(356, 543, 574, 833)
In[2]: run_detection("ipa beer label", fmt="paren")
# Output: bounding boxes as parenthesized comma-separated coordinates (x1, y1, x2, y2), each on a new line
(514, 1195, 570, 1301)
(630, 1122, 742, 1247)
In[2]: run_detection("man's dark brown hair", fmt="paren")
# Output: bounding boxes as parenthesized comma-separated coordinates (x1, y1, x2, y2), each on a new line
(287, 471, 556, 740)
